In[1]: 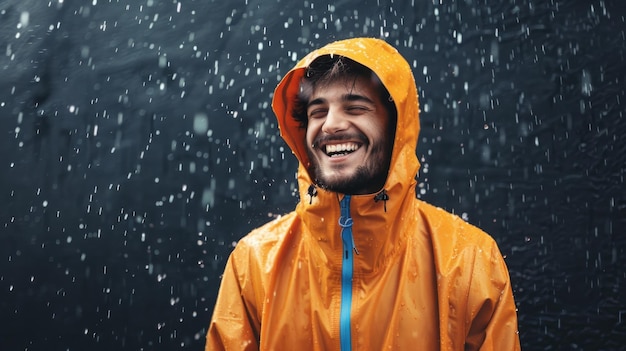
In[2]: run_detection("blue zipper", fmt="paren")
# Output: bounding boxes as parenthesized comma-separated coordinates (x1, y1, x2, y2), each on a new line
(339, 195, 355, 351)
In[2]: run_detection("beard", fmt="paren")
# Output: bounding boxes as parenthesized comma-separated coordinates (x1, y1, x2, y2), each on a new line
(314, 163, 387, 195)
(307, 138, 393, 195)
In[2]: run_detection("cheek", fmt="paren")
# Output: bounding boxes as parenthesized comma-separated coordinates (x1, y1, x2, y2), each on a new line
(305, 128, 314, 146)
(305, 121, 321, 145)
(369, 121, 389, 142)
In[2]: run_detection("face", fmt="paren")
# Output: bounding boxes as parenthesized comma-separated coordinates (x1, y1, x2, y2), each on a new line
(305, 76, 393, 195)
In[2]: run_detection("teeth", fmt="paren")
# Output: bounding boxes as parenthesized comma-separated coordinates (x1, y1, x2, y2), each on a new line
(325, 143, 359, 155)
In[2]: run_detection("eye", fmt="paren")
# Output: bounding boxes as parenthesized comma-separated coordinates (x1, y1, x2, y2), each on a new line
(308, 108, 327, 119)
(345, 105, 370, 115)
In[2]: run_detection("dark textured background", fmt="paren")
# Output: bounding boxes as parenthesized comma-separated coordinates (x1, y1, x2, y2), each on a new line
(1, 0, 625, 350)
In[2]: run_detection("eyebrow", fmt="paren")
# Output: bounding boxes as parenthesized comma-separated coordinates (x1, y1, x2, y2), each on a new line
(307, 93, 375, 109)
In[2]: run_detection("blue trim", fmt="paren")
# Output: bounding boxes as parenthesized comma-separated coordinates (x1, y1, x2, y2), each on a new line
(339, 195, 354, 351)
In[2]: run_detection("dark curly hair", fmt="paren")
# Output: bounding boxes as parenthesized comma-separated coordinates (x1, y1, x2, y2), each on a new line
(291, 55, 397, 129)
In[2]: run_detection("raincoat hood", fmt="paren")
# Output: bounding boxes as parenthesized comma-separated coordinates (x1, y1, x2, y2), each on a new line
(272, 37, 421, 195)
(271, 37, 422, 273)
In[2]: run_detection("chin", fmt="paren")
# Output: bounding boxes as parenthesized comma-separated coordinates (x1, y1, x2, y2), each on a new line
(317, 173, 383, 195)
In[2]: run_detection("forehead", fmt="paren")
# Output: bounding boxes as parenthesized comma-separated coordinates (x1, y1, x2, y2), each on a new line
(309, 75, 383, 102)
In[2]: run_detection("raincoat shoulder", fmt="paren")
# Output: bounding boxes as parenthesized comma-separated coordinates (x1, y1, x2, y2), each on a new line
(206, 212, 300, 351)
(415, 199, 521, 351)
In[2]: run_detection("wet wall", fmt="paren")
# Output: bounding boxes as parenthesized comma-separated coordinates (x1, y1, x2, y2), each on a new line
(1, 0, 625, 350)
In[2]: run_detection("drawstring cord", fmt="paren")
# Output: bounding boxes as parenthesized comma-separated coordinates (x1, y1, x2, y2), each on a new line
(374, 189, 389, 212)
(307, 184, 318, 204)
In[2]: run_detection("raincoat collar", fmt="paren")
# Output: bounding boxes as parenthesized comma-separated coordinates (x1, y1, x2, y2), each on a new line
(272, 37, 421, 272)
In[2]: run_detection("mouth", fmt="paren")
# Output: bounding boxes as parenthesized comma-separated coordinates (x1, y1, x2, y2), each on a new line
(323, 142, 361, 158)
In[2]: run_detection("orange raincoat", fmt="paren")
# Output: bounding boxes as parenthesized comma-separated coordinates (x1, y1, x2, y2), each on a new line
(206, 38, 521, 350)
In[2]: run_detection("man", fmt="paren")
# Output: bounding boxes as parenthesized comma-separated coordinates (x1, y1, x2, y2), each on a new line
(206, 37, 521, 350)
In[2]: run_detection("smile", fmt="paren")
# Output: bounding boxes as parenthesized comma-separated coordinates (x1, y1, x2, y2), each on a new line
(324, 143, 360, 157)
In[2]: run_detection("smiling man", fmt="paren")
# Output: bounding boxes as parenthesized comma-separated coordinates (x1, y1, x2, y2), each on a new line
(299, 56, 396, 195)
(206, 38, 521, 351)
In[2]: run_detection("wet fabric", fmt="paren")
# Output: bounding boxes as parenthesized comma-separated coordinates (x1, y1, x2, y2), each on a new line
(206, 37, 520, 350)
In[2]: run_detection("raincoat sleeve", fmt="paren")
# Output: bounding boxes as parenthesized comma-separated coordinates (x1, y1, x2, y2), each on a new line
(465, 242, 521, 351)
(206, 243, 261, 351)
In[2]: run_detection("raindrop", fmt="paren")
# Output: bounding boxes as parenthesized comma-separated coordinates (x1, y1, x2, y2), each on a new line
(19, 12, 30, 27)
(581, 69, 593, 96)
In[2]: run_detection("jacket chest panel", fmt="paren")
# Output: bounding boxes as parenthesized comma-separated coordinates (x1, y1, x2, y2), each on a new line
(261, 243, 440, 350)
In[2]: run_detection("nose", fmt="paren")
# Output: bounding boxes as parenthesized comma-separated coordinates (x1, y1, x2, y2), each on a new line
(321, 107, 348, 134)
